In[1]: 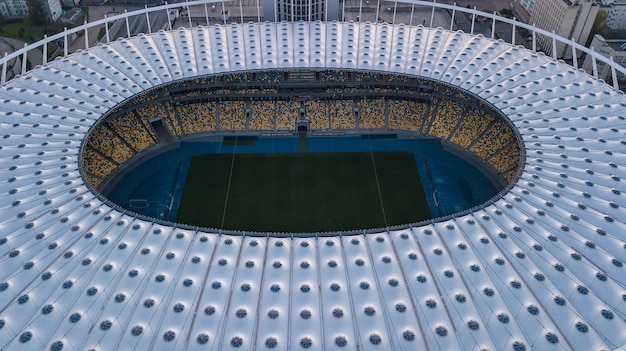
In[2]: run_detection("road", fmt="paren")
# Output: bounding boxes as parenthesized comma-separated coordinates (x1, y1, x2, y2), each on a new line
(68, 5, 141, 53)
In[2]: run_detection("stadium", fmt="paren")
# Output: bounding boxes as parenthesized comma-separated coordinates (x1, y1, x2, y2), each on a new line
(94, 67, 519, 232)
(0, 2, 625, 351)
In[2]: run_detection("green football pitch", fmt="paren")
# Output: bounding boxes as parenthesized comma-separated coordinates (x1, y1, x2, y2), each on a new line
(176, 152, 430, 232)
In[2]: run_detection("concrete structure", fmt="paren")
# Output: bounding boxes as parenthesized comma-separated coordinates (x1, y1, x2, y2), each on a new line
(600, 0, 626, 31)
(514, 0, 535, 22)
(0, 20, 625, 351)
(0, 0, 61, 21)
(583, 34, 626, 82)
(0, 0, 28, 19)
(263, 0, 338, 21)
(529, 0, 598, 59)
(44, 0, 62, 20)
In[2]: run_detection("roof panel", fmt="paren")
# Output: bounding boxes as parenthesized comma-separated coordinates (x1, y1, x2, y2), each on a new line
(0, 21, 624, 351)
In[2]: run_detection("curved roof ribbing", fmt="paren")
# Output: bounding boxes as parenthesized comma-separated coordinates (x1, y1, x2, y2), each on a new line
(0, 22, 625, 351)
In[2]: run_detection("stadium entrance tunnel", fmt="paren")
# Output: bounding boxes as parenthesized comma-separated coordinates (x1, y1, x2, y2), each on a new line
(79, 69, 524, 234)
(297, 120, 309, 132)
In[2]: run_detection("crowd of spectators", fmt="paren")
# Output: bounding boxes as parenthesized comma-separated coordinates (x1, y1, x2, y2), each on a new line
(219, 101, 247, 130)
(428, 97, 464, 139)
(82, 147, 116, 186)
(321, 70, 347, 82)
(275, 100, 298, 130)
(488, 145, 521, 181)
(257, 71, 282, 83)
(108, 112, 157, 153)
(449, 107, 495, 148)
(223, 72, 252, 83)
(133, 88, 162, 104)
(176, 102, 217, 134)
(249, 101, 276, 130)
(358, 98, 386, 129)
(87, 124, 134, 164)
(387, 99, 427, 132)
(470, 119, 515, 159)
(83, 70, 521, 189)
(329, 100, 356, 129)
(304, 100, 330, 130)
(135, 103, 183, 137)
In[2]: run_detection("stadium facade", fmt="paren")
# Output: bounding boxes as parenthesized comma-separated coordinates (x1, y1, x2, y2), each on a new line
(0, 10, 625, 351)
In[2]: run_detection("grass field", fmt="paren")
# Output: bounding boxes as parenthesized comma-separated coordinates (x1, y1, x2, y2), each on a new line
(176, 151, 430, 232)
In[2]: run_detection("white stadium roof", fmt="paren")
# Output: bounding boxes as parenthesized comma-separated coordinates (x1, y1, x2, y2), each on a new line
(0, 21, 625, 350)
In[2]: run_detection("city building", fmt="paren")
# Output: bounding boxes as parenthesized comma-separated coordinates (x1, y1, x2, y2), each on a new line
(44, 0, 62, 20)
(513, 0, 535, 22)
(263, 0, 339, 21)
(0, 0, 61, 20)
(599, 0, 626, 31)
(0, 0, 28, 19)
(583, 34, 626, 81)
(529, 0, 598, 59)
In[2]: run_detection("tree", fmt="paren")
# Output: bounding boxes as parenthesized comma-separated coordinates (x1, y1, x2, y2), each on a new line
(26, 0, 50, 26)
(499, 8, 513, 18)
(587, 9, 609, 45)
